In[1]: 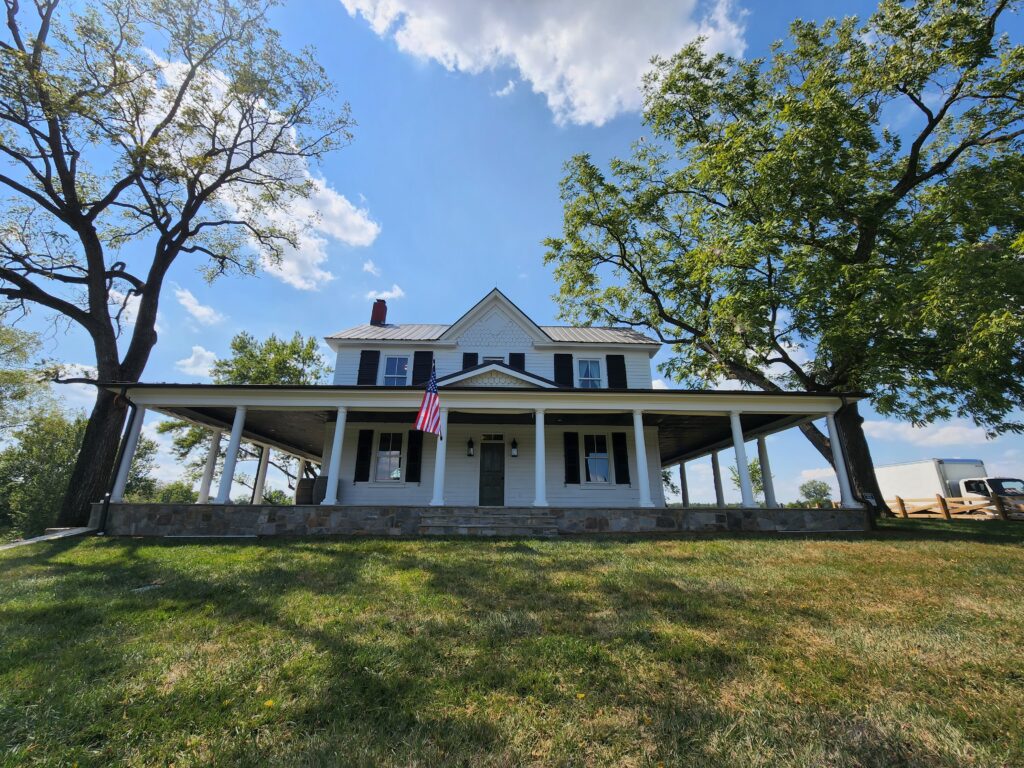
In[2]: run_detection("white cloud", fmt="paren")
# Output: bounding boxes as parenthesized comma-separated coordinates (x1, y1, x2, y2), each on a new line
(362, 259, 382, 276)
(862, 420, 991, 447)
(339, 0, 746, 126)
(365, 284, 406, 301)
(493, 79, 516, 97)
(652, 378, 669, 390)
(174, 287, 224, 325)
(175, 346, 217, 377)
(53, 362, 99, 413)
(109, 289, 140, 327)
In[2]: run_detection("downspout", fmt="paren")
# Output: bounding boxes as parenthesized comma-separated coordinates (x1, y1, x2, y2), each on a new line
(97, 387, 138, 535)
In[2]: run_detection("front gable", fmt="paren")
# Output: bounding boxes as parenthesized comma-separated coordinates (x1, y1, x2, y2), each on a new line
(440, 289, 550, 347)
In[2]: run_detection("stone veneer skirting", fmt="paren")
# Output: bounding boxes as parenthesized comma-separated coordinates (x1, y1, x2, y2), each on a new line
(90, 503, 867, 537)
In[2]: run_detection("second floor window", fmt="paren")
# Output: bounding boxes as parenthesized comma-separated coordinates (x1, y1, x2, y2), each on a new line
(578, 359, 602, 388)
(375, 432, 403, 481)
(383, 355, 408, 385)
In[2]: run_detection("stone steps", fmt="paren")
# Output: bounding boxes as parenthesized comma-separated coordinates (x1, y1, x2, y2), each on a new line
(419, 511, 557, 537)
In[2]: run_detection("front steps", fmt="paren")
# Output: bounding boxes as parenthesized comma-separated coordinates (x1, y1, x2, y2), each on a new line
(419, 510, 558, 537)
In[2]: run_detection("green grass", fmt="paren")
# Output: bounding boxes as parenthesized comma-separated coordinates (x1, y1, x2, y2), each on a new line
(2, 522, 1023, 767)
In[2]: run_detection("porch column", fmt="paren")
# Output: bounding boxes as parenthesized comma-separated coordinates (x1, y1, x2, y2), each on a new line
(321, 407, 347, 505)
(730, 411, 756, 507)
(826, 413, 858, 507)
(711, 451, 725, 507)
(253, 445, 270, 504)
(294, 458, 307, 503)
(632, 410, 654, 508)
(214, 406, 247, 504)
(533, 408, 548, 507)
(757, 436, 778, 509)
(110, 406, 146, 502)
(197, 429, 222, 504)
(679, 462, 690, 507)
(429, 407, 449, 506)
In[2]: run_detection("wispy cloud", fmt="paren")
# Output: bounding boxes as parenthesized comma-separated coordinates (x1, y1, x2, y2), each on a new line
(174, 286, 224, 325)
(493, 79, 516, 97)
(862, 420, 990, 447)
(365, 284, 405, 301)
(362, 259, 381, 277)
(175, 345, 217, 377)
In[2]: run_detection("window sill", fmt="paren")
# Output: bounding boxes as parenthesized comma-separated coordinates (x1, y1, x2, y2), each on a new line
(355, 481, 419, 487)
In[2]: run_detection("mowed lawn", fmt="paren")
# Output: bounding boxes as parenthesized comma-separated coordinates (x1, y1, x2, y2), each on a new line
(2, 522, 1023, 767)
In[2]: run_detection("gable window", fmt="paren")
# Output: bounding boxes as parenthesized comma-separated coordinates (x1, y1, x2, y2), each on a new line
(383, 355, 409, 386)
(578, 359, 602, 388)
(583, 434, 610, 483)
(374, 432, 403, 481)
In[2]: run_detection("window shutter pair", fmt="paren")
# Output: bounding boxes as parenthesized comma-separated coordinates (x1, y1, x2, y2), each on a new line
(357, 350, 432, 385)
(553, 353, 627, 388)
(354, 428, 425, 482)
(562, 431, 630, 485)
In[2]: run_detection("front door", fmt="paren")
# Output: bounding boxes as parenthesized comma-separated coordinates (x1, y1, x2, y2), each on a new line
(479, 442, 505, 506)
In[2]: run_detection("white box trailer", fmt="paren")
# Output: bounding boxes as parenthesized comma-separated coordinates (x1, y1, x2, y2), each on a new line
(875, 459, 987, 499)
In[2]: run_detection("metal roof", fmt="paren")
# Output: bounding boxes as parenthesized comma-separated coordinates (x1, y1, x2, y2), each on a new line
(327, 323, 658, 344)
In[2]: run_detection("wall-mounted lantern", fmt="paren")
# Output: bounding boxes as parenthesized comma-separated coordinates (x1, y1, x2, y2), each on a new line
(510, 438, 518, 457)
(467, 438, 475, 457)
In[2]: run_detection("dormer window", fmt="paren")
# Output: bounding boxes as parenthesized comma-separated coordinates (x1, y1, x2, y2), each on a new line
(383, 355, 409, 386)
(578, 359, 602, 388)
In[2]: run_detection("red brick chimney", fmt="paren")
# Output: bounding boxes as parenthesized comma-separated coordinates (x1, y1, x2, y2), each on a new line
(370, 298, 387, 326)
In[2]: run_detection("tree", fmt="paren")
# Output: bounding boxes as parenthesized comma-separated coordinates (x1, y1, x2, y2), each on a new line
(126, 479, 198, 504)
(799, 479, 833, 508)
(157, 330, 327, 491)
(0, 0, 354, 525)
(545, 0, 1024, 518)
(661, 467, 680, 497)
(728, 459, 765, 501)
(0, 409, 155, 534)
(0, 319, 50, 429)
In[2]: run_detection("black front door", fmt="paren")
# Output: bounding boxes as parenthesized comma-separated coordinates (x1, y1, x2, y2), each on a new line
(479, 442, 505, 506)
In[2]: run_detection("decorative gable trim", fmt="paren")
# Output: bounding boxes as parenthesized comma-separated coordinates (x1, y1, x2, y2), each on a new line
(437, 361, 558, 389)
(439, 288, 550, 344)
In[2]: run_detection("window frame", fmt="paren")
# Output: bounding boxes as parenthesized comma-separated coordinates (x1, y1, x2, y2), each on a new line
(381, 354, 410, 386)
(577, 358, 602, 388)
(581, 433, 612, 485)
(373, 430, 405, 482)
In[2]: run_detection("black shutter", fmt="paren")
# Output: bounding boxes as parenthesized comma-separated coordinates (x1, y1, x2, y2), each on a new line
(462, 352, 478, 370)
(554, 353, 573, 387)
(563, 431, 580, 484)
(353, 429, 374, 482)
(612, 432, 631, 485)
(406, 430, 424, 482)
(509, 352, 525, 371)
(357, 350, 380, 385)
(412, 351, 433, 385)
(606, 354, 627, 389)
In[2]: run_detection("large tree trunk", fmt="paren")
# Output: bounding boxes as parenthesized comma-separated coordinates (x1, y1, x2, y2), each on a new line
(55, 387, 129, 526)
(834, 400, 890, 522)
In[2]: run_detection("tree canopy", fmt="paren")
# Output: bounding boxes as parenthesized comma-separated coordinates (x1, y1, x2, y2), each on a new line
(0, 0, 354, 524)
(545, 0, 1024, 511)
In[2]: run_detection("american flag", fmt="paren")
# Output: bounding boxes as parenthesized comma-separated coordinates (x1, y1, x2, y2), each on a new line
(414, 361, 443, 437)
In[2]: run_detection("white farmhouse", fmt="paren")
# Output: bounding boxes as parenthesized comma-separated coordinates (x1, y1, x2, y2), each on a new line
(97, 289, 865, 535)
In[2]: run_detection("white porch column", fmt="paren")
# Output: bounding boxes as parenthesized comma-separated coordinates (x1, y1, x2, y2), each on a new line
(429, 408, 449, 506)
(632, 409, 654, 508)
(679, 462, 690, 507)
(826, 413, 858, 508)
(294, 458, 307, 502)
(197, 429, 222, 504)
(533, 408, 548, 507)
(214, 406, 247, 504)
(253, 445, 270, 504)
(711, 451, 725, 507)
(321, 407, 347, 505)
(757, 436, 778, 509)
(730, 411, 756, 508)
(110, 406, 146, 502)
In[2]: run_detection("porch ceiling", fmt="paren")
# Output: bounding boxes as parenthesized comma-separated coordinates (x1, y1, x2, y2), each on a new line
(155, 405, 811, 467)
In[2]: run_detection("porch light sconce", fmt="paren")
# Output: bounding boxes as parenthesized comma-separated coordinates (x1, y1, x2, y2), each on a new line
(467, 438, 475, 457)
(510, 439, 518, 457)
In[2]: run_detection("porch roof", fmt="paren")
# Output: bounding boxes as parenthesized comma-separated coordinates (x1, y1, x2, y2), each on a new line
(104, 382, 863, 466)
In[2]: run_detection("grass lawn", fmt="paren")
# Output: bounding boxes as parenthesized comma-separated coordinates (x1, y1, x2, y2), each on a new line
(2, 521, 1023, 767)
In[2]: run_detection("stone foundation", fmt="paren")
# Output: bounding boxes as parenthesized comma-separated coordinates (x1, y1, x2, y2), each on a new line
(90, 503, 867, 537)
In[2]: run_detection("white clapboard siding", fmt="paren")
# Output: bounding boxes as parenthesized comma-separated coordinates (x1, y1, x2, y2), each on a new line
(322, 420, 665, 508)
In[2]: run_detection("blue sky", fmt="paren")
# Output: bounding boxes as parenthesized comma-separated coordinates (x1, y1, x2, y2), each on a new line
(26, 0, 1024, 501)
